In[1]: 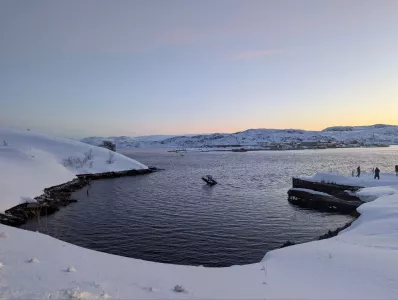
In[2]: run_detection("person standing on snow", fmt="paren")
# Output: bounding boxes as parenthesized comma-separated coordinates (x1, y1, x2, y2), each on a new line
(356, 166, 361, 177)
(374, 167, 380, 180)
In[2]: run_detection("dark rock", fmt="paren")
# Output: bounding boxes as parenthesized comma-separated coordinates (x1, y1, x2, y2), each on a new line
(4, 168, 155, 227)
(148, 167, 165, 171)
(318, 220, 355, 240)
(280, 240, 295, 248)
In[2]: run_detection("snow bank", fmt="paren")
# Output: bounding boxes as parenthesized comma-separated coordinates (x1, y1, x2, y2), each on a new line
(0, 127, 147, 212)
(289, 188, 331, 197)
(0, 147, 75, 212)
(300, 172, 398, 188)
(354, 186, 398, 202)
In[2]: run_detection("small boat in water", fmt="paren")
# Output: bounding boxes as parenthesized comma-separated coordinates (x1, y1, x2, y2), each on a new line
(202, 175, 217, 185)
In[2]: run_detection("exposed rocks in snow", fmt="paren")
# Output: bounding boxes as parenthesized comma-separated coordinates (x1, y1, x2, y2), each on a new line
(0, 168, 154, 227)
(27, 257, 40, 263)
(279, 240, 295, 248)
(278, 219, 358, 248)
(318, 220, 356, 240)
(67, 266, 77, 272)
(20, 197, 37, 204)
(100, 292, 110, 299)
(173, 285, 187, 293)
(0, 126, 148, 214)
(65, 290, 94, 299)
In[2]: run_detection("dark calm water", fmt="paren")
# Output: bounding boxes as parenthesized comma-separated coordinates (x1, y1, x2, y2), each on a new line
(21, 147, 398, 267)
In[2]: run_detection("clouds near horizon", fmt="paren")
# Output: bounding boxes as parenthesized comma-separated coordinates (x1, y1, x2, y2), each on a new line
(0, 0, 397, 138)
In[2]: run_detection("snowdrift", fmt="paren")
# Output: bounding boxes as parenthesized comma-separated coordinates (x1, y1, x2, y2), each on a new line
(0, 127, 147, 212)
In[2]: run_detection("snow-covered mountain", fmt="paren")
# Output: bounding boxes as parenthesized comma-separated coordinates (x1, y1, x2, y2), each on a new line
(81, 124, 398, 149)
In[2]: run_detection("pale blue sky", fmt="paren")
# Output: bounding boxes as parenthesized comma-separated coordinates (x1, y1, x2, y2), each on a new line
(1, 0, 397, 138)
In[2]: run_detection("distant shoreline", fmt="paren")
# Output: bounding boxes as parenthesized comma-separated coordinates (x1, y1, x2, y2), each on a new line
(167, 144, 391, 153)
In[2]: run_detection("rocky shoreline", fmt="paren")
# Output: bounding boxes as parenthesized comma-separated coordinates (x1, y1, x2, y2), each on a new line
(0, 168, 155, 226)
(280, 176, 362, 249)
(279, 217, 358, 249)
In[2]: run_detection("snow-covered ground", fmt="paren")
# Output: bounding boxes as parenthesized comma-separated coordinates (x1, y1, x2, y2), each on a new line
(354, 186, 398, 202)
(82, 124, 398, 149)
(289, 187, 333, 197)
(2, 128, 398, 299)
(0, 127, 147, 212)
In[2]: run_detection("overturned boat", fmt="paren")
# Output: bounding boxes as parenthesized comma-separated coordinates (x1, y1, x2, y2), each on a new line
(202, 175, 217, 185)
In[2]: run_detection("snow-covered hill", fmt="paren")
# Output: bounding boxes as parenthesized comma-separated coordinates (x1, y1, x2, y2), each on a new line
(0, 127, 147, 212)
(82, 124, 398, 149)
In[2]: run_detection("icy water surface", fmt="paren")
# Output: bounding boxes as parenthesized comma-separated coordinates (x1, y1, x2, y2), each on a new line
(21, 147, 398, 266)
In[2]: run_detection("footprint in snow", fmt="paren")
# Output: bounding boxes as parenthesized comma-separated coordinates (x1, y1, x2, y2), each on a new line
(0, 232, 8, 238)
(27, 258, 40, 263)
(0, 262, 4, 269)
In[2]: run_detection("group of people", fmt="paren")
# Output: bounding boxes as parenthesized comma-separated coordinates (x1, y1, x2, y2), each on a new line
(352, 165, 398, 179)
(353, 166, 381, 179)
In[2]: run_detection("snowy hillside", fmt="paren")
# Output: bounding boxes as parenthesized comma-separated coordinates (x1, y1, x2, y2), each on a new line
(82, 124, 398, 149)
(0, 127, 147, 212)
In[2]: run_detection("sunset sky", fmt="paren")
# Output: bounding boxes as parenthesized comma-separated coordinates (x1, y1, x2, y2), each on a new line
(0, 0, 397, 138)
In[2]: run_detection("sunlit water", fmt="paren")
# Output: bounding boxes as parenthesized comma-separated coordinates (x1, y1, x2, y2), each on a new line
(21, 146, 398, 266)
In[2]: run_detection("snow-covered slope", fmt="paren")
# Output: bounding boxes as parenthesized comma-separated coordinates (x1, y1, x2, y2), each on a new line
(1, 175, 398, 299)
(82, 124, 398, 149)
(0, 127, 147, 212)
